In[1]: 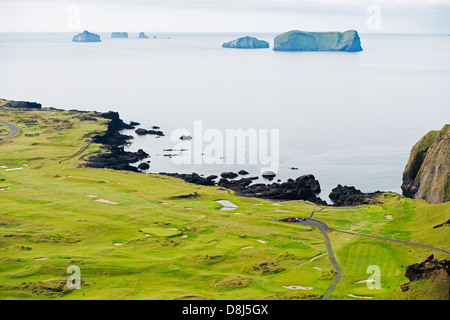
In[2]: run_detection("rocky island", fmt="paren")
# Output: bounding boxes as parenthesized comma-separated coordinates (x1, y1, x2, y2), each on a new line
(273, 30, 362, 52)
(402, 124, 450, 204)
(72, 30, 101, 43)
(222, 36, 269, 49)
(111, 32, 128, 38)
(138, 32, 149, 39)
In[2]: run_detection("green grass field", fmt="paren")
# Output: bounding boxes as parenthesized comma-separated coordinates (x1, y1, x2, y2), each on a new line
(0, 107, 448, 300)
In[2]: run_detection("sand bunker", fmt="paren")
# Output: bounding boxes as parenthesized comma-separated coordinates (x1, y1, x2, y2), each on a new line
(113, 243, 123, 246)
(234, 212, 243, 215)
(209, 241, 218, 245)
(34, 257, 48, 261)
(309, 253, 327, 262)
(312, 267, 322, 271)
(256, 240, 266, 244)
(384, 214, 393, 220)
(0, 187, 10, 191)
(240, 246, 254, 250)
(272, 203, 281, 206)
(85, 195, 97, 198)
(185, 208, 192, 210)
(275, 210, 289, 213)
(0, 166, 7, 169)
(179, 235, 188, 238)
(95, 199, 118, 204)
(253, 204, 262, 206)
(282, 286, 313, 290)
(354, 279, 375, 284)
(145, 234, 152, 237)
(347, 294, 373, 299)
(166, 228, 178, 230)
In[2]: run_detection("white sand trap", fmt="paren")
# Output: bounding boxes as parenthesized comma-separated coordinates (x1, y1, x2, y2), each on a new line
(162, 202, 168, 205)
(234, 212, 243, 215)
(166, 228, 178, 230)
(240, 246, 254, 250)
(384, 214, 393, 220)
(0, 166, 7, 169)
(185, 207, 192, 210)
(179, 235, 188, 238)
(145, 234, 152, 237)
(282, 286, 313, 290)
(312, 267, 322, 271)
(34, 257, 48, 261)
(173, 204, 179, 207)
(113, 243, 123, 246)
(257, 240, 266, 244)
(347, 294, 373, 299)
(275, 210, 289, 213)
(272, 203, 282, 206)
(309, 253, 327, 262)
(95, 199, 118, 204)
(354, 279, 375, 284)
(0, 187, 10, 191)
(23, 164, 29, 167)
(209, 241, 218, 245)
(85, 195, 97, 198)
(253, 204, 262, 206)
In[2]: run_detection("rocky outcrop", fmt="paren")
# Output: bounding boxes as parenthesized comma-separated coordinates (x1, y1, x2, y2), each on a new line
(222, 36, 269, 49)
(138, 32, 149, 39)
(273, 30, 362, 52)
(111, 32, 128, 38)
(230, 174, 326, 205)
(162, 173, 217, 186)
(0, 98, 41, 109)
(221, 172, 238, 179)
(85, 112, 150, 172)
(402, 125, 450, 204)
(72, 31, 101, 42)
(401, 255, 450, 297)
(329, 184, 382, 206)
(135, 128, 164, 136)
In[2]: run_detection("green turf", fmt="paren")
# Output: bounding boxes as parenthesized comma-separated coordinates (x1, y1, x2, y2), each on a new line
(0, 106, 448, 300)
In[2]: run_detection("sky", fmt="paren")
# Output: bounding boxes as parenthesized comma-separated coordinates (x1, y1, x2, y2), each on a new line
(0, 0, 449, 33)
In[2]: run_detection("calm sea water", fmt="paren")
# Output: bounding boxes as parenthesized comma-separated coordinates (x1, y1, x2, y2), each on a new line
(0, 32, 449, 200)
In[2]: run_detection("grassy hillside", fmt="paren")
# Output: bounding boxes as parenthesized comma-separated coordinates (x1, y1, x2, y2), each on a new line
(0, 106, 448, 300)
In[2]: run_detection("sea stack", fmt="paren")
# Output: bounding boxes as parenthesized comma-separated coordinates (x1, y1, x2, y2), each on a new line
(402, 124, 450, 204)
(72, 30, 101, 43)
(273, 30, 362, 52)
(111, 32, 128, 38)
(222, 36, 269, 49)
(138, 32, 149, 39)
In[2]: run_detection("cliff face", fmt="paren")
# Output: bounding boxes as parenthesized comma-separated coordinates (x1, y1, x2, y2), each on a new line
(273, 30, 362, 52)
(402, 125, 450, 204)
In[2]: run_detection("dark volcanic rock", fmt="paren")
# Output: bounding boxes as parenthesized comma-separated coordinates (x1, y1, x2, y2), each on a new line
(138, 162, 150, 170)
(221, 172, 239, 179)
(405, 255, 450, 282)
(85, 111, 149, 172)
(72, 30, 101, 42)
(135, 128, 165, 136)
(329, 184, 382, 206)
(238, 170, 249, 175)
(1, 99, 41, 109)
(222, 36, 269, 49)
(163, 173, 216, 186)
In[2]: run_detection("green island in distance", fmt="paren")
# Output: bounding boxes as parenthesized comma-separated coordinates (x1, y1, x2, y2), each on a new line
(0, 98, 448, 300)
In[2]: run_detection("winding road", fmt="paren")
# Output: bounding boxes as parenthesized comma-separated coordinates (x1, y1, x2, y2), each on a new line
(0, 119, 19, 141)
(283, 205, 450, 300)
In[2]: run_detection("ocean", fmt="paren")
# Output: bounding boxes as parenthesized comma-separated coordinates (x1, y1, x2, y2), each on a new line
(0, 32, 449, 200)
